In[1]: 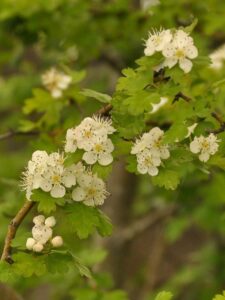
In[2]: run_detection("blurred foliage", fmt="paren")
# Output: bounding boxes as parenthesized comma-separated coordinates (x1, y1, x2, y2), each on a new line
(1, 0, 225, 300)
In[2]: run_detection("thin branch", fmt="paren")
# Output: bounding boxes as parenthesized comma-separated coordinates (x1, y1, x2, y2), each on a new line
(96, 103, 113, 116)
(208, 112, 225, 134)
(0, 130, 39, 141)
(1, 200, 35, 263)
(172, 92, 191, 104)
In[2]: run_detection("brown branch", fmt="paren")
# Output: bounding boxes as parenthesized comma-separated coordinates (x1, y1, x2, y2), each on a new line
(0, 130, 39, 141)
(208, 112, 225, 134)
(172, 92, 191, 104)
(96, 103, 113, 116)
(1, 200, 35, 263)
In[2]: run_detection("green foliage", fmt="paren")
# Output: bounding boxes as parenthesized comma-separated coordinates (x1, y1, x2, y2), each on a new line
(65, 203, 113, 239)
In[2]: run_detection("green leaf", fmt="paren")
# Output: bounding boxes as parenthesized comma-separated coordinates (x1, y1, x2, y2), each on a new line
(0, 262, 14, 282)
(163, 122, 188, 143)
(73, 256, 92, 278)
(45, 252, 73, 274)
(12, 252, 47, 277)
(213, 292, 225, 300)
(182, 18, 198, 33)
(152, 169, 180, 190)
(92, 164, 113, 180)
(65, 203, 112, 239)
(155, 291, 173, 300)
(80, 89, 112, 103)
(102, 290, 128, 300)
(32, 190, 65, 214)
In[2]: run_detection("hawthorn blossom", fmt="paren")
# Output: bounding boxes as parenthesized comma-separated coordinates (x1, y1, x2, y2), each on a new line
(131, 127, 170, 176)
(42, 68, 72, 98)
(136, 149, 161, 176)
(65, 117, 116, 153)
(140, 0, 160, 10)
(21, 151, 78, 199)
(162, 30, 198, 73)
(82, 138, 114, 166)
(209, 44, 225, 70)
(190, 133, 220, 162)
(144, 28, 172, 56)
(72, 172, 109, 206)
(186, 123, 198, 138)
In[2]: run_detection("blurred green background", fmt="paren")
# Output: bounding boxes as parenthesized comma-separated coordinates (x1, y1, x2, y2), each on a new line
(1, 0, 225, 299)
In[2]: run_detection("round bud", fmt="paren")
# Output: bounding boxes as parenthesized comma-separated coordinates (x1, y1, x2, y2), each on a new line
(32, 242, 44, 253)
(51, 236, 63, 248)
(45, 216, 56, 228)
(32, 224, 52, 244)
(33, 215, 45, 225)
(26, 238, 36, 250)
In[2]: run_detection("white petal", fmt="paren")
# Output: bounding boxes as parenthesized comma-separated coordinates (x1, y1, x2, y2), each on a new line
(72, 187, 86, 202)
(40, 179, 52, 192)
(82, 151, 97, 165)
(163, 57, 178, 68)
(83, 198, 95, 206)
(186, 44, 198, 59)
(179, 58, 193, 73)
(190, 139, 201, 154)
(137, 163, 148, 174)
(52, 89, 62, 98)
(62, 173, 76, 188)
(199, 152, 210, 162)
(50, 184, 65, 198)
(98, 153, 113, 166)
(148, 166, 159, 176)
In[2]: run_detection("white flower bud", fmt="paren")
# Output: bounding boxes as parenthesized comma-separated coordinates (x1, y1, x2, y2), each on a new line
(51, 236, 63, 248)
(32, 224, 52, 244)
(45, 216, 56, 228)
(33, 215, 45, 225)
(33, 242, 44, 252)
(26, 238, 36, 250)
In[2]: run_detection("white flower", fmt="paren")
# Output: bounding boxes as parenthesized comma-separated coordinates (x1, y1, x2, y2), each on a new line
(72, 172, 109, 206)
(190, 133, 220, 162)
(131, 133, 153, 154)
(140, 0, 160, 10)
(150, 97, 168, 114)
(136, 149, 161, 176)
(147, 127, 170, 159)
(42, 68, 72, 98)
(51, 236, 63, 248)
(209, 44, 225, 70)
(82, 138, 114, 166)
(144, 28, 172, 56)
(162, 30, 198, 73)
(65, 128, 78, 153)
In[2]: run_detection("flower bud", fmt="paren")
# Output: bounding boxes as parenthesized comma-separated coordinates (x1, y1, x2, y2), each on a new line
(33, 242, 44, 252)
(26, 238, 36, 250)
(33, 215, 45, 225)
(45, 216, 56, 228)
(51, 236, 63, 248)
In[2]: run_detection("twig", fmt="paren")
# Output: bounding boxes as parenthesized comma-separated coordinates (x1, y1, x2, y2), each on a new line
(172, 92, 191, 104)
(1, 200, 35, 263)
(208, 112, 225, 134)
(96, 103, 113, 116)
(0, 130, 39, 141)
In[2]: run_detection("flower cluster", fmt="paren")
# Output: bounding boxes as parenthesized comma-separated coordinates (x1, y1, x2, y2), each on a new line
(131, 127, 170, 176)
(21, 151, 78, 200)
(65, 116, 116, 166)
(190, 133, 220, 162)
(26, 215, 63, 252)
(144, 28, 198, 73)
(209, 44, 225, 70)
(42, 68, 72, 98)
(21, 151, 108, 207)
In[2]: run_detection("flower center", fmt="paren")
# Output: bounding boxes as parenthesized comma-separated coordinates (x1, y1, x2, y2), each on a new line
(176, 49, 185, 58)
(84, 130, 92, 138)
(87, 188, 96, 196)
(52, 175, 61, 184)
(94, 144, 103, 152)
